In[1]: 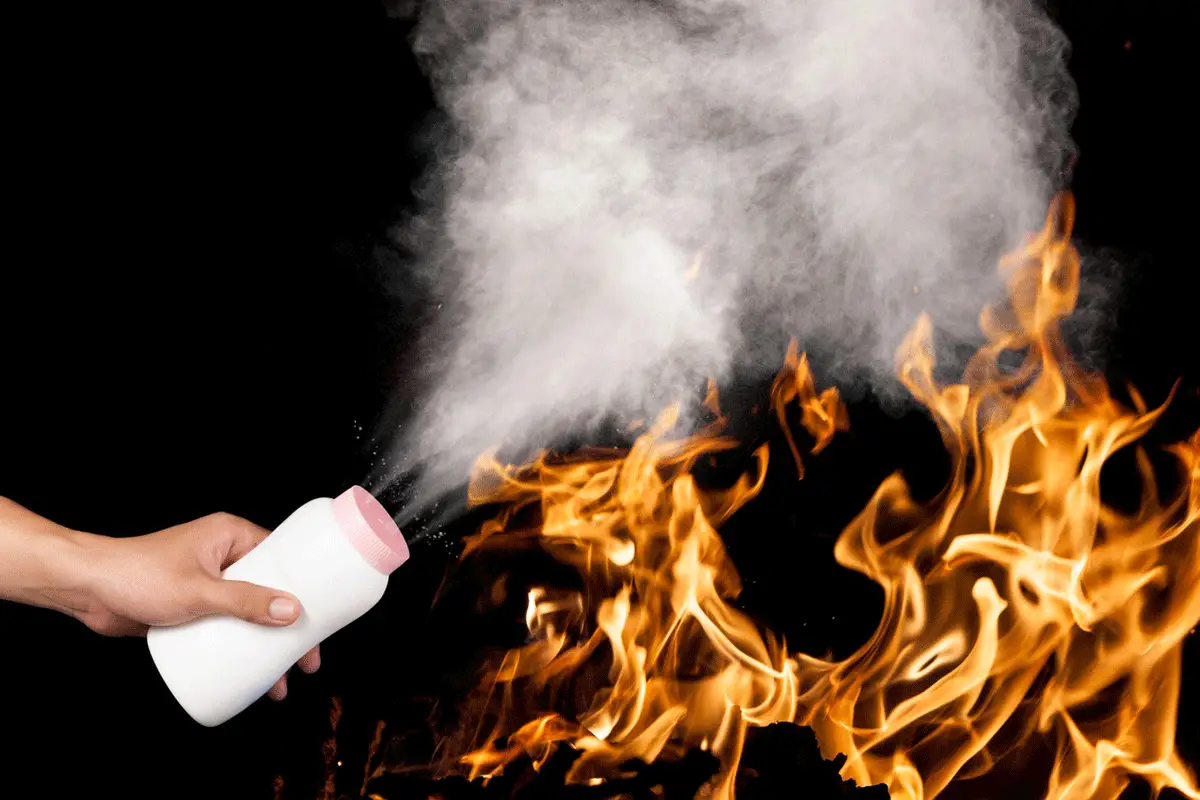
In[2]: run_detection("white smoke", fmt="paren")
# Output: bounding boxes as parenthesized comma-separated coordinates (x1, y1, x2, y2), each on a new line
(376, 0, 1076, 517)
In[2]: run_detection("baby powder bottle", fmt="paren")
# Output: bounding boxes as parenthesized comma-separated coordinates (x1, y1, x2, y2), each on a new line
(146, 486, 409, 726)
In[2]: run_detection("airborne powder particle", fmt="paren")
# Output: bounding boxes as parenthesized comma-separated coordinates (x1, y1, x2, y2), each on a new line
(378, 0, 1078, 519)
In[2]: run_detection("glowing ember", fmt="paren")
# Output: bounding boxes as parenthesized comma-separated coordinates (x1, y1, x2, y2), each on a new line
(350, 192, 1198, 800)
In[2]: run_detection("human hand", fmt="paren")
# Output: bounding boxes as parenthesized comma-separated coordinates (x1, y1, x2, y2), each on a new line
(57, 512, 319, 701)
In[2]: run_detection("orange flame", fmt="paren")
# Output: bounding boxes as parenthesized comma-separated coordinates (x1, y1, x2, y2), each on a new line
(458, 410, 789, 798)
(797, 193, 1200, 800)
(452, 369, 845, 797)
(771, 340, 850, 478)
(426, 192, 1199, 800)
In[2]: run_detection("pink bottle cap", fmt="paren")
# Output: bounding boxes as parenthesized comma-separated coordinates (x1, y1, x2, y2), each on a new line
(332, 486, 410, 575)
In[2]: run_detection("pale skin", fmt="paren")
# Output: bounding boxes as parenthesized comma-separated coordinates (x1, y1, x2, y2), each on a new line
(0, 496, 318, 702)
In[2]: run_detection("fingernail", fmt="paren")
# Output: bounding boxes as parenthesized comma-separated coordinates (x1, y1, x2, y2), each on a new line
(268, 597, 297, 621)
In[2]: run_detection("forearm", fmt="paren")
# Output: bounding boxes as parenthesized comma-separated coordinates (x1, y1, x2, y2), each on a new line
(0, 496, 98, 614)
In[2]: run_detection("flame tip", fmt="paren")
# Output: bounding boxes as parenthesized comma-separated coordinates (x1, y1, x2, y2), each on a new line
(441, 193, 1199, 800)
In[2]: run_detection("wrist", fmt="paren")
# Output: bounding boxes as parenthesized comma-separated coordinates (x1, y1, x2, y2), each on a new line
(0, 500, 107, 614)
(42, 527, 107, 602)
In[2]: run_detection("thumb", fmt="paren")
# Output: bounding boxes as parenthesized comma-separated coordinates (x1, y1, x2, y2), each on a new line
(201, 580, 302, 626)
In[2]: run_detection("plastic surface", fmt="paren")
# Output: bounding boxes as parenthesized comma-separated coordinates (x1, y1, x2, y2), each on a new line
(146, 487, 407, 726)
(332, 486, 409, 574)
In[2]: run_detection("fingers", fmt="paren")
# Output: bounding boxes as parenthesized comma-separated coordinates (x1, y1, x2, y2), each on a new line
(201, 579, 302, 626)
(118, 621, 152, 638)
(83, 611, 150, 638)
(210, 513, 271, 567)
(267, 646, 319, 702)
(267, 647, 321, 703)
(297, 645, 321, 674)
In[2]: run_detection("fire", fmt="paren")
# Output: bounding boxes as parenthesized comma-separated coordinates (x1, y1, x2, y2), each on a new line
(416, 192, 1199, 800)
(453, 400, 813, 798)
(795, 194, 1200, 800)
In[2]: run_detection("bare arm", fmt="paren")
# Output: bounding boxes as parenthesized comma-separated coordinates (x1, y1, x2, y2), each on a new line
(0, 496, 96, 616)
(0, 496, 318, 699)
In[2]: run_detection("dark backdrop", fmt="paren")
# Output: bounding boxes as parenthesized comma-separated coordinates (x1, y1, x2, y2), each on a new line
(0, 1, 1194, 798)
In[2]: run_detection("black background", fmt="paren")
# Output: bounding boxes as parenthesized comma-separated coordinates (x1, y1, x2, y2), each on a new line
(0, 1, 1195, 798)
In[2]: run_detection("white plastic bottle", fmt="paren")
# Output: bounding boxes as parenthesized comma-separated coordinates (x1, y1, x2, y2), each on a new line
(146, 486, 409, 727)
